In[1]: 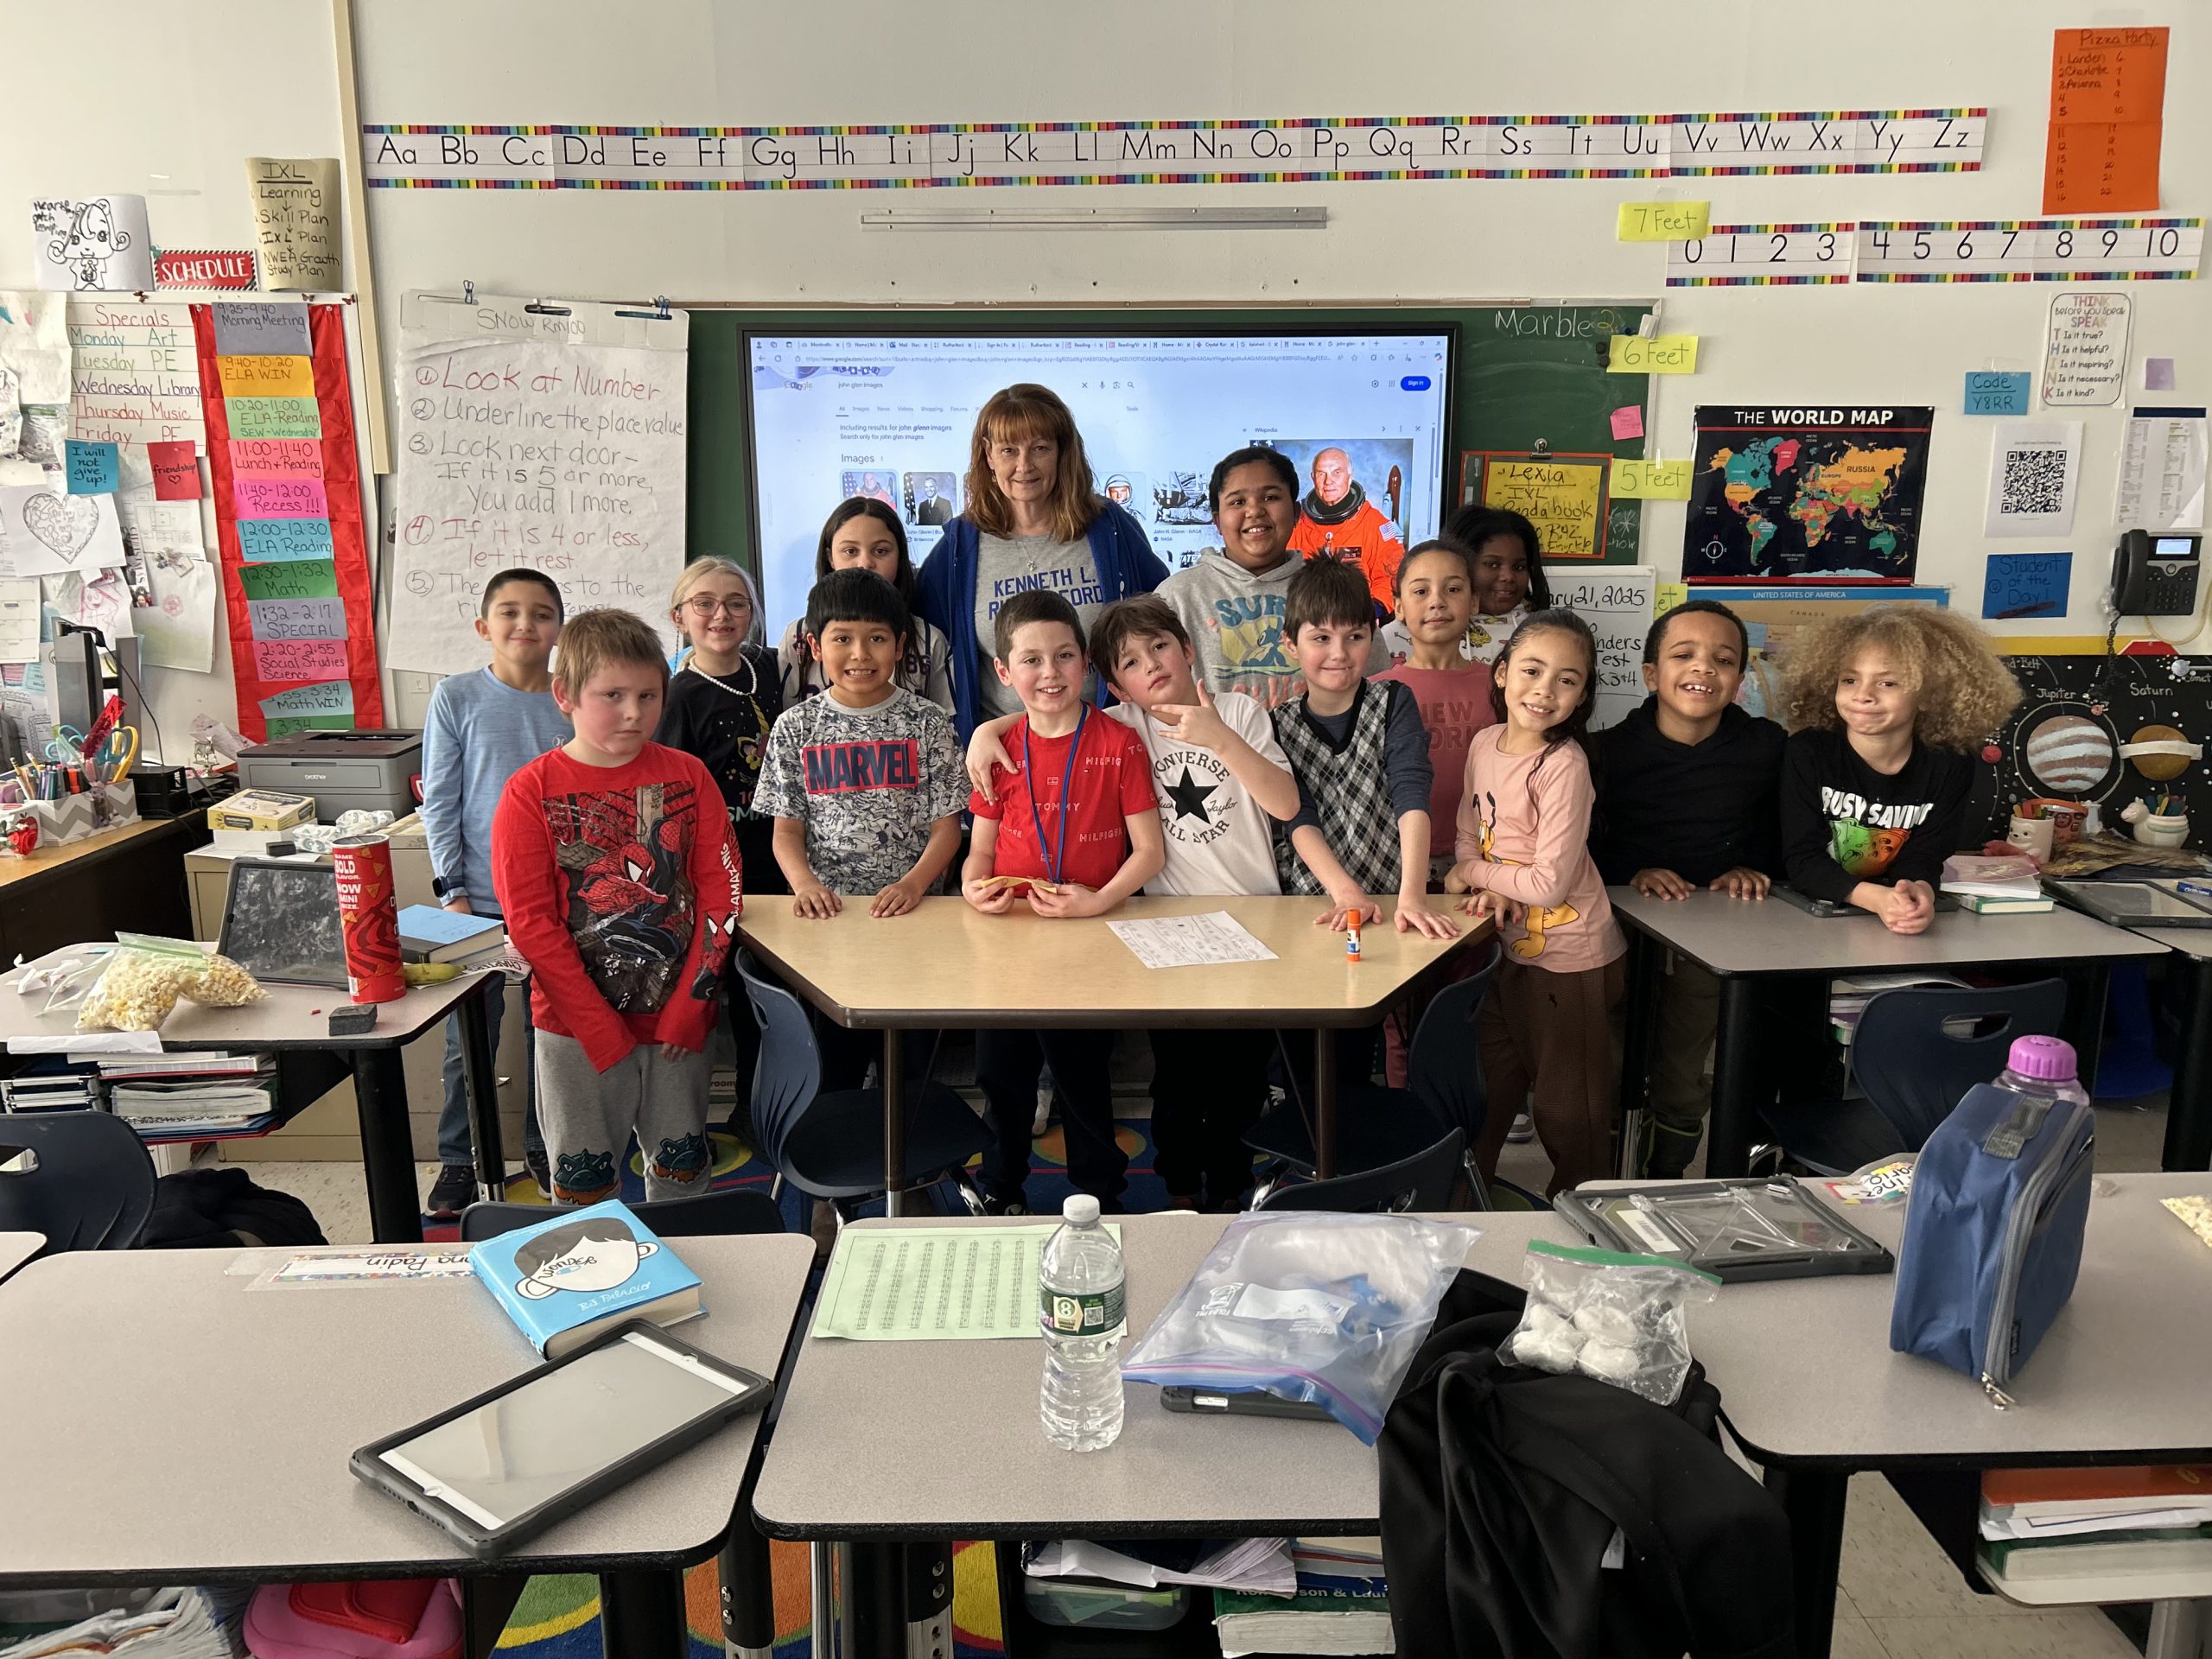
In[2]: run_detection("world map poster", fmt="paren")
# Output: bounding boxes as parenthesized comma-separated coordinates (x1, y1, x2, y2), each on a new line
(1682, 405, 1933, 584)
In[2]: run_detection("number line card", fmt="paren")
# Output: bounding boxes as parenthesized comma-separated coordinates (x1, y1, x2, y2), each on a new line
(1669, 217, 2201, 285)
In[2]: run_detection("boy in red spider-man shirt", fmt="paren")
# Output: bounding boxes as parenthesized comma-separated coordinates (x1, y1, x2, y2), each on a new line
(493, 608, 742, 1206)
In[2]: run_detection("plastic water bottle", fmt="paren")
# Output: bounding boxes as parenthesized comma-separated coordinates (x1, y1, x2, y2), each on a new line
(1039, 1194, 1125, 1451)
(1993, 1034, 2093, 1115)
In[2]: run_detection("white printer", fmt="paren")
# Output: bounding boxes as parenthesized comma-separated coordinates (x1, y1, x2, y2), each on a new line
(236, 729, 423, 820)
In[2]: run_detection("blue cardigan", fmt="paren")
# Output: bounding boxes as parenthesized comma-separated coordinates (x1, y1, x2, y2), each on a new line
(913, 500, 1168, 738)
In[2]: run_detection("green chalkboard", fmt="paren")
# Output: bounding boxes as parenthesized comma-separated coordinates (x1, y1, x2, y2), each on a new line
(683, 302, 1655, 579)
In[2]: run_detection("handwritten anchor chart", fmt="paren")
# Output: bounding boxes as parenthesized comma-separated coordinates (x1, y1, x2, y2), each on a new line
(385, 291, 690, 676)
(189, 300, 381, 740)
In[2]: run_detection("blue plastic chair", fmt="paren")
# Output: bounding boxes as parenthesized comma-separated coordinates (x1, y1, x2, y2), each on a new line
(1757, 978, 2069, 1174)
(0, 1110, 156, 1259)
(735, 952, 991, 1206)
(1247, 939, 1500, 1193)
(457, 1187, 785, 1242)
(1255, 1129, 1467, 1214)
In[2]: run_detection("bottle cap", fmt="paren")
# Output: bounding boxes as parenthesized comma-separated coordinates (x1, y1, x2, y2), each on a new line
(2007, 1034, 2077, 1082)
(1063, 1194, 1101, 1225)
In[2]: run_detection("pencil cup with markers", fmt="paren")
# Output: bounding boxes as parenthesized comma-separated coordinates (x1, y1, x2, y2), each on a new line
(2124, 794, 2190, 849)
(0, 784, 139, 855)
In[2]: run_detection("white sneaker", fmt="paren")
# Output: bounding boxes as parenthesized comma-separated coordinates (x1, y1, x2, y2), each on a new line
(1033, 1086, 1054, 1135)
(1506, 1112, 1536, 1143)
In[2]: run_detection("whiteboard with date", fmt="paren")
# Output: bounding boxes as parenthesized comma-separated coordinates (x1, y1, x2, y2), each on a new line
(1548, 565, 1656, 732)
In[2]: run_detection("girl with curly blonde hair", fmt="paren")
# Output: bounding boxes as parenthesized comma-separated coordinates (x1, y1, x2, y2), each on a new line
(1780, 606, 2020, 934)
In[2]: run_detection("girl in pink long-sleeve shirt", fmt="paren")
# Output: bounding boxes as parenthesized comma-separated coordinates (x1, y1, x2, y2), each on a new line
(1446, 608, 1626, 1194)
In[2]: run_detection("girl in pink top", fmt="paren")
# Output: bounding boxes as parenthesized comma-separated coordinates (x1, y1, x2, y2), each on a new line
(1446, 609, 1626, 1194)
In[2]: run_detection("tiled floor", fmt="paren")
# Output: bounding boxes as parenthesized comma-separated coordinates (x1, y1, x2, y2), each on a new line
(233, 1093, 2178, 1659)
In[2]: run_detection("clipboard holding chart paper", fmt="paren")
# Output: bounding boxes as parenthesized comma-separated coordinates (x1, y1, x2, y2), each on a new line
(385, 290, 690, 677)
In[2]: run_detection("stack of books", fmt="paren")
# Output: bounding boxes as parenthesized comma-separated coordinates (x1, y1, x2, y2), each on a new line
(397, 904, 507, 969)
(1941, 853, 2054, 913)
(1980, 1466, 2212, 1592)
(99, 1052, 277, 1139)
(1212, 1536, 1392, 1656)
(0, 1062, 102, 1114)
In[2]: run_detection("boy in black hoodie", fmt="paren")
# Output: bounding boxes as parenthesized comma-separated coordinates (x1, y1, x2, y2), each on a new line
(1591, 601, 1783, 1176)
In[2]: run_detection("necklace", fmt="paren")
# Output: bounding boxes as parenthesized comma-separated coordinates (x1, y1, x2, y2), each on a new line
(1022, 705, 1090, 887)
(687, 652, 759, 699)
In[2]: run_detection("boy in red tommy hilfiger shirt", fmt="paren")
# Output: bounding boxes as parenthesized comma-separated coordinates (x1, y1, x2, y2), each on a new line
(961, 590, 1165, 1212)
(493, 609, 741, 1206)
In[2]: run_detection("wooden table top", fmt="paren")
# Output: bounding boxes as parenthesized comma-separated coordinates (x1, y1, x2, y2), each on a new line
(738, 893, 1487, 1028)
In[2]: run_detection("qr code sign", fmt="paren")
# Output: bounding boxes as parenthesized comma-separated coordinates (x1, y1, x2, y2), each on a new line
(2000, 447, 2069, 517)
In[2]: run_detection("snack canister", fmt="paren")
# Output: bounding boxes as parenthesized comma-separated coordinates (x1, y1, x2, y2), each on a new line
(332, 835, 405, 1003)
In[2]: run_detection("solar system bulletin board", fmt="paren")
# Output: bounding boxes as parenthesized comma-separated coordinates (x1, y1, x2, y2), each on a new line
(1974, 652, 2212, 843)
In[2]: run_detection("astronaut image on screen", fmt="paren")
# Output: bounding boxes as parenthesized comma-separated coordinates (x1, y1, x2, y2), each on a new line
(1284, 442, 1410, 612)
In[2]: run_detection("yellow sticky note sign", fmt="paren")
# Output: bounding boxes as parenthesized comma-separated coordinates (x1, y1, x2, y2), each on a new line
(1481, 458, 1605, 561)
(1656, 582, 1689, 617)
(216, 354, 315, 398)
(1607, 334, 1700, 374)
(1618, 200, 1711, 241)
(1610, 458, 1693, 499)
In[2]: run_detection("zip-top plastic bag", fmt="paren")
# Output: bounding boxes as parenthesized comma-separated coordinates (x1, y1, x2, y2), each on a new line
(1122, 1211, 1479, 1444)
(76, 934, 265, 1032)
(1503, 1240, 1719, 1406)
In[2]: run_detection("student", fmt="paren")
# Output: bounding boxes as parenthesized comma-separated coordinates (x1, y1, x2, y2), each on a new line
(775, 498, 953, 711)
(915, 383, 1166, 738)
(1590, 601, 1783, 1177)
(961, 590, 1165, 1211)
(1780, 605, 2020, 933)
(1158, 445, 1385, 711)
(754, 569, 968, 1087)
(1370, 538, 1498, 882)
(657, 557, 783, 896)
(1273, 557, 1459, 941)
(969, 595, 1299, 1209)
(492, 609, 742, 1205)
(417, 569, 570, 1216)
(1379, 506, 1550, 667)
(1446, 608, 1624, 1194)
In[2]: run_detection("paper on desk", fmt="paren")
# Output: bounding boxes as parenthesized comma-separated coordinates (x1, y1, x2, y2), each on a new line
(8, 1031, 162, 1055)
(1108, 911, 1278, 970)
(812, 1224, 1122, 1340)
(257, 1248, 477, 1286)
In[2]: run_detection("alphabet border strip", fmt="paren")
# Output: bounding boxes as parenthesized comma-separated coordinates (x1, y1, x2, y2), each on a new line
(362, 110, 1986, 190)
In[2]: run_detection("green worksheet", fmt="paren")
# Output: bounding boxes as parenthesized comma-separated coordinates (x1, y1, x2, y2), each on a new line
(810, 1224, 1122, 1341)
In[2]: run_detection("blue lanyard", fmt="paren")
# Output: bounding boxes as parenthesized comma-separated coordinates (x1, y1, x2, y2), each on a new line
(1021, 704, 1089, 887)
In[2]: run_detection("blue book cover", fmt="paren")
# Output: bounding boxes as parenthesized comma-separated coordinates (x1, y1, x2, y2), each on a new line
(397, 904, 504, 955)
(467, 1199, 704, 1357)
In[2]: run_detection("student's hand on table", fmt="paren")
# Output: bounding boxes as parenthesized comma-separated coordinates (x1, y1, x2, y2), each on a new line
(964, 727, 1015, 793)
(1631, 867, 1694, 900)
(442, 895, 474, 914)
(1462, 889, 1523, 930)
(1395, 893, 1461, 938)
(1869, 879, 1935, 934)
(1027, 881, 1106, 918)
(1151, 682, 1232, 751)
(791, 881, 842, 918)
(1315, 887, 1382, 932)
(869, 876, 925, 918)
(963, 874, 1017, 914)
(1709, 867, 1771, 900)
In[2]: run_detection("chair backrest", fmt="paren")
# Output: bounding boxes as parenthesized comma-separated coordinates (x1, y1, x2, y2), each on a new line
(460, 1186, 785, 1242)
(1850, 978, 2070, 1150)
(1257, 1128, 1466, 1214)
(1405, 940, 1503, 1141)
(734, 951, 824, 1180)
(0, 1110, 156, 1257)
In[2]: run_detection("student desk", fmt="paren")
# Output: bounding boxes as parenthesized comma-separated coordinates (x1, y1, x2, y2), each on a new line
(737, 894, 1481, 1210)
(0, 1230, 41, 1280)
(0, 943, 505, 1243)
(1609, 887, 2169, 1177)
(0, 1234, 814, 1659)
(2129, 925, 2212, 1169)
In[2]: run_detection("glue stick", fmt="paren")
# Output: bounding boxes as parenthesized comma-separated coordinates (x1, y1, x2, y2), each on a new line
(1346, 914, 1363, 961)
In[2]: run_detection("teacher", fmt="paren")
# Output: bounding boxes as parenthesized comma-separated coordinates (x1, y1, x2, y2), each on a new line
(916, 383, 1166, 738)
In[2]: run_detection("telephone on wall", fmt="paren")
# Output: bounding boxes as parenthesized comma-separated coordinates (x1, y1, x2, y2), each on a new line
(2110, 529, 2203, 617)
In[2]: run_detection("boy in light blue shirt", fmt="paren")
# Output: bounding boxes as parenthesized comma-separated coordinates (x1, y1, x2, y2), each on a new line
(418, 569, 570, 1217)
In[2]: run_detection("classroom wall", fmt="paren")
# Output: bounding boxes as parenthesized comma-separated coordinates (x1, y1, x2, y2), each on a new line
(4, 0, 2209, 745)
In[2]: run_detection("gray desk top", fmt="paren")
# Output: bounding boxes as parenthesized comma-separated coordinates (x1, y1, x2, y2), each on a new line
(0, 1234, 814, 1584)
(755, 1176, 2212, 1538)
(2134, 925, 2212, 960)
(0, 1231, 42, 1281)
(0, 943, 484, 1052)
(1610, 886, 2168, 976)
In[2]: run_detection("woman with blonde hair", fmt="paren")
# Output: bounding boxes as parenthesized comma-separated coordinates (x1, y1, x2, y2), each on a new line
(1780, 604, 2021, 934)
(914, 383, 1166, 738)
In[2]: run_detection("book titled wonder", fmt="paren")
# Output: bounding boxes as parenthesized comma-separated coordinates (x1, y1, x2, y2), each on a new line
(467, 1199, 703, 1358)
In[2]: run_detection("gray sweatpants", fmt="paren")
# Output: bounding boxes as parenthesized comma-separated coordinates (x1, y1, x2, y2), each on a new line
(534, 1030, 712, 1205)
